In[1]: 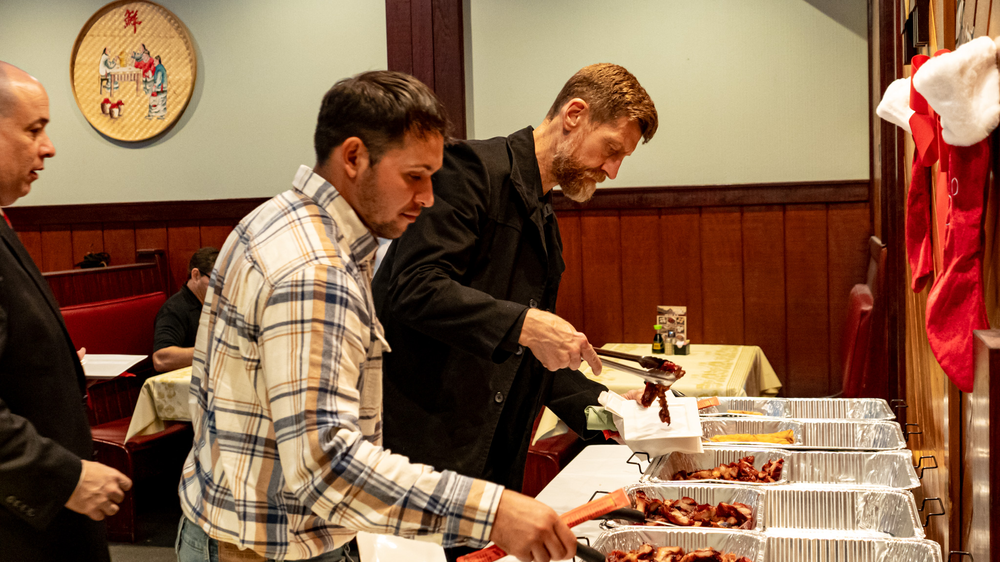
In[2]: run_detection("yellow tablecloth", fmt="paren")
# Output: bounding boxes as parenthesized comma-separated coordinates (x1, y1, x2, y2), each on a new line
(532, 343, 782, 443)
(124, 367, 193, 441)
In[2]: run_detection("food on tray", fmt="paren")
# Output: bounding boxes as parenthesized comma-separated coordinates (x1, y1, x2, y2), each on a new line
(726, 410, 763, 416)
(606, 544, 753, 562)
(708, 429, 794, 444)
(671, 455, 784, 483)
(631, 490, 753, 529)
(640, 382, 672, 424)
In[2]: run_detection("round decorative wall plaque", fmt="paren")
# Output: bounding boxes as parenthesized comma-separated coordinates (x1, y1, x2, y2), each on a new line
(70, 1, 196, 142)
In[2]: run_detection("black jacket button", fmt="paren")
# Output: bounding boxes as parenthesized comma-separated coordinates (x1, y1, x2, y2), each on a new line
(494, 392, 503, 403)
(529, 299, 537, 308)
(515, 346, 523, 356)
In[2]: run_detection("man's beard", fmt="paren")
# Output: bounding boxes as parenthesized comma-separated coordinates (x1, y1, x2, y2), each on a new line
(355, 168, 407, 239)
(551, 147, 605, 203)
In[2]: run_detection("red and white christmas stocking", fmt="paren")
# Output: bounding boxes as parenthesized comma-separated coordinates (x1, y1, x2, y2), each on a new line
(923, 141, 991, 392)
(912, 37, 999, 391)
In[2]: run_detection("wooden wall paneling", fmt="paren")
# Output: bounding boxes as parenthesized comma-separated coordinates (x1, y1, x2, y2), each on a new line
(410, 0, 435, 88)
(166, 223, 202, 292)
(555, 211, 584, 332)
(827, 203, 873, 391)
(385, 0, 414, 74)
(619, 210, 662, 343)
(741, 205, 788, 387)
(102, 223, 137, 266)
(784, 205, 831, 396)
(135, 222, 167, 251)
(579, 210, 623, 346)
(431, 0, 466, 138)
(40, 226, 74, 272)
(199, 222, 234, 251)
(71, 227, 105, 265)
(659, 208, 703, 344)
(700, 207, 744, 345)
(17, 227, 43, 270)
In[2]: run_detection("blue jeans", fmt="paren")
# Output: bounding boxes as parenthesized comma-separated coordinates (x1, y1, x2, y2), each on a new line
(176, 515, 353, 562)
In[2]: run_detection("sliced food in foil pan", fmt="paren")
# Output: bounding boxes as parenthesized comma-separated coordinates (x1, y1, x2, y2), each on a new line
(765, 530, 942, 562)
(643, 447, 920, 489)
(764, 485, 923, 538)
(604, 483, 765, 531)
(700, 418, 906, 450)
(699, 398, 895, 420)
(594, 527, 766, 562)
(641, 447, 789, 486)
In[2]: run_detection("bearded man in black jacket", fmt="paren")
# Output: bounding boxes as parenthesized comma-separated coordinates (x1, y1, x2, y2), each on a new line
(373, 63, 657, 528)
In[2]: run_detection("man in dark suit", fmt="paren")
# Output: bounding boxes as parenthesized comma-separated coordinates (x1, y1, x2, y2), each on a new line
(0, 61, 132, 562)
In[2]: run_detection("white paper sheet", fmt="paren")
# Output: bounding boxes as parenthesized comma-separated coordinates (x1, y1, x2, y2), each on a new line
(80, 354, 146, 379)
(600, 390, 703, 456)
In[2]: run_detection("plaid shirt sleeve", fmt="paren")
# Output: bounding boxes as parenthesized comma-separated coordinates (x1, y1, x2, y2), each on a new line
(259, 263, 502, 547)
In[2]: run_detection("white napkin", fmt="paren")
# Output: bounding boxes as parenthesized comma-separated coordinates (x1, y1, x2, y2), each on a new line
(599, 391, 703, 457)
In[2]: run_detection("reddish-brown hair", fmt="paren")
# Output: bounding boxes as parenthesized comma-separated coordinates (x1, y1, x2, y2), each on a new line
(545, 63, 658, 143)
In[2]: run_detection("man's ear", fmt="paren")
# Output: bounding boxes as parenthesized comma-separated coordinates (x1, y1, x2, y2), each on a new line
(339, 137, 369, 180)
(561, 98, 590, 132)
(190, 268, 202, 282)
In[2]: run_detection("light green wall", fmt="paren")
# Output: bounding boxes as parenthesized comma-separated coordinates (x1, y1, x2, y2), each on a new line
(467, 0, 870, 187)
(0, 0, 387, 206)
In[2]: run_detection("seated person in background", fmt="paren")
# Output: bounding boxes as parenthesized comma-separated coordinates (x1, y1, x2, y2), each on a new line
(152, 246, 218, 372)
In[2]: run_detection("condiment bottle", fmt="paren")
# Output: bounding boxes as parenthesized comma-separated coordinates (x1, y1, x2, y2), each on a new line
(652, 324, 665, 354)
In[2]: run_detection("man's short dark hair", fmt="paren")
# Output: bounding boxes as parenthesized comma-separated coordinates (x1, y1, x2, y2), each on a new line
(189, 247, 219, 278)
(314, 71, 449, 167)
(546, 63, 658, 143)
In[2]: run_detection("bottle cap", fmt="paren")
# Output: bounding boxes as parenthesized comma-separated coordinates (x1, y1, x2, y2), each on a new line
(654, 324, 663, 330)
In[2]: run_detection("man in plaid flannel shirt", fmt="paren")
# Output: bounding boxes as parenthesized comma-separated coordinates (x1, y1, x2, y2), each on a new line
(176, 72, 578, 562)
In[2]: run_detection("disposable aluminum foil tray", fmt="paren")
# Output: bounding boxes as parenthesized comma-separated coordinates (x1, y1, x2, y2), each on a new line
(617, 483, 765, 530)
(642, 447, 788, 486)
(700, 418, 906, 450)
(764, 485, 923, 539)
(701, 398, 895, 420)
(593, 527, 766, 562)
(765, 531, 943, 562)
(643, 448, 920, 489)
(783, 450, 920, 490)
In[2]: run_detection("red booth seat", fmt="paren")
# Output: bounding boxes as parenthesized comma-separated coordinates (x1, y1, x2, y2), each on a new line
(61, 291, 193, 543)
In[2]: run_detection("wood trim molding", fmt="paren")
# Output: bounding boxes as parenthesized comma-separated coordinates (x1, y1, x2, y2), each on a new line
(5, 198, 268, 227)
(5, 180, 869, 229)
(552, 180, 869, 211)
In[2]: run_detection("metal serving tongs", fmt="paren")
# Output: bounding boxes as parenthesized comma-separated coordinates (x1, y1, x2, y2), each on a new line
(594, 348, 683, 386)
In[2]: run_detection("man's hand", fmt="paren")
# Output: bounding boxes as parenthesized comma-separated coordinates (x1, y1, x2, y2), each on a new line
(518, 309, 602, 375)
(489, 490, 576, 562)
(65, 460, 132, 521)
(621, 388, 644, 402)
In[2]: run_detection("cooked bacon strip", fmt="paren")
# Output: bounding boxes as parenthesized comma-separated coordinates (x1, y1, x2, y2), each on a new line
(671, 455, 783, 483)
(605, 545, 752, 562)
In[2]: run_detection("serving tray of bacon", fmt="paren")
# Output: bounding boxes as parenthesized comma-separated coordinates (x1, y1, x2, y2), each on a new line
(642, 448, 919, 489)
(601, 484, 764, 531)
(594, 528, 766, 562)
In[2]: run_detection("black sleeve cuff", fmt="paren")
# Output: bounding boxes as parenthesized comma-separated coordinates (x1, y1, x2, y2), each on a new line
(492, 307, 529, 364)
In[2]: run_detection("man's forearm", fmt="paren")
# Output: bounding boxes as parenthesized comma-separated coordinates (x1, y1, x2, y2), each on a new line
(152, 346, 194, 372)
